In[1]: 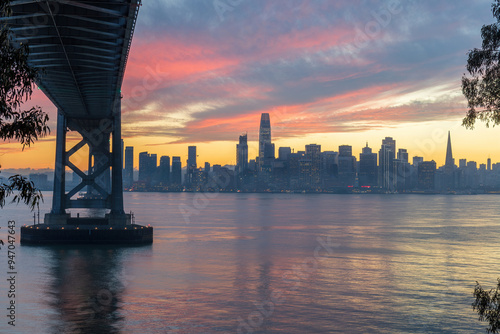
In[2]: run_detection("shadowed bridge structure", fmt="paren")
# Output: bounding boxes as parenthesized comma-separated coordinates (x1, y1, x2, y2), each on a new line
(4, 0, 152, 243)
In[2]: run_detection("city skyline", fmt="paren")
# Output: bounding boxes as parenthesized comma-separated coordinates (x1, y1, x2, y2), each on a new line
(3, 1, 500, 169)
(4, 125, 498, 173)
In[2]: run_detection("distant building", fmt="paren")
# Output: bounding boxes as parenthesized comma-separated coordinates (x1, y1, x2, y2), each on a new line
(124, 146, 134, 187)
(171, 156, 182, 186)
(138, 152, 157, 183)
(258, 113, 273, 170)
(186, 146, 197, 184)
(443, 131, 455, 190)
(397, 148, 408, 163)
(379, 137, 396, 190)
(305, 144, 321, 187)
(394, 148, 411, 191)
(299, 158, 312, 189)
(236, 134, 248, 174)
(29, 173, 49, 190)
(359, 144, 377, 187)
(412, 156, 423, 167)
(248, 159, 257, 172)
(418, 160, 436, 190)
(187, 146, 197, 169)
(278, 147, 291, 161)
(338, 145, 356, 186)
(262, 142, 275, 172)
(159, 156, 170, 185)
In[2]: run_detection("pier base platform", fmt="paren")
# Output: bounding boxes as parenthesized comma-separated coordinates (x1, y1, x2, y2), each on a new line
(20, 224, 153, 245)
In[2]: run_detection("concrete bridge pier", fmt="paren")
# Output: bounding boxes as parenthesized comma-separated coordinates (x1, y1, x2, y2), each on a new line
(44, 100, 129, 226)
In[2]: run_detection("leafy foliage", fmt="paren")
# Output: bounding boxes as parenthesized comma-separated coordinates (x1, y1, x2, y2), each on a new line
(473, 279, 500, 333)
(0, 175, 41, 210)
(462, 0, 500, 129)
(0, 0, 49, 209)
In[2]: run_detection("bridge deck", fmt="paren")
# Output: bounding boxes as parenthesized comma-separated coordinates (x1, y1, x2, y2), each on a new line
(3, 0, 141, 127)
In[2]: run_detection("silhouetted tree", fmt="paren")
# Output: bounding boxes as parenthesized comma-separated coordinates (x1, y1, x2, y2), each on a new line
(473, 279, 500, 333)
(462, 0, 500, 129)
(0, 0, 49, 209)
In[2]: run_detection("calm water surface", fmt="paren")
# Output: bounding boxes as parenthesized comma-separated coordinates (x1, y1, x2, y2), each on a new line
(0, 192, 499, 333)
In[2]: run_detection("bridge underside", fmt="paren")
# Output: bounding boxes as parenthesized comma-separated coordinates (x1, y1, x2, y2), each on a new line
(4, 0, 142, 226)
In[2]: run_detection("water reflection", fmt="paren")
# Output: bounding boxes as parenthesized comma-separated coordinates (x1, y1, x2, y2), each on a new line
(44, 246, 128, 334)
(10, 193, 500, 333)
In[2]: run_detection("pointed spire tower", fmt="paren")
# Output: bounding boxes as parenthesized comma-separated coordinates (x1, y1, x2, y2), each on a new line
(445, 131, 454, 169)
(444, 131, 455, 190)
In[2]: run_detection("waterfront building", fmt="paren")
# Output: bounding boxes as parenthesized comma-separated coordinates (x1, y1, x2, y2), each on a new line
(171, 156, 182, 186)
(359, 144, 377, 187)
(124, 146, 134, 187)
(236, 134, 248, 174)
(258, 113, 273, 170)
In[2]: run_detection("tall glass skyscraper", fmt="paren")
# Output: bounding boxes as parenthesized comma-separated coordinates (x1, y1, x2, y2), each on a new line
(187, 146, 197, 169)
(186, 146, 197, 184)
(171, 156, 182, 186)
(159, 155, 170, 185)
(237, 134, 248, 174)
(258, 113, 272, 169)
(138, 151, 157, 184)
(444, 131, 455, 190)
(305, 144, 321, 186)
(359, 144, 377, 187)
(379, 137, 396, 190)
(124, 146, 134, 187)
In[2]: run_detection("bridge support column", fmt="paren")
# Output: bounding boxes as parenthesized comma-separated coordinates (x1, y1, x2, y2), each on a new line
(45, 110, 69, 224)
(108, 98, 127, 225)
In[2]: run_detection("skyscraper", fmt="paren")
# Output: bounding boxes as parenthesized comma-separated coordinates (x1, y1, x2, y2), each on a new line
(159, 156, 170, 185)
(138, 152, 148, 182)
(305, 144, 321, 186)
(124, 146, 134, 187)
(188, 146, 197, 169)
(171, 156, 182, 186)
(236, 134, 248, 174)
(259, 113, 272, 169)
(445, 131, 454, 169)
(138, 151, 156, 184)
(379, 137, 396, 190)
(298, 158, 312, 188)
(278, 147, 291, 161)
(413, 156, 424, 167)
(418, 160, 436, 190)
(339, 145, 352, 157)
(338, 145, 356, 186)
(359, 143, 377, 187)
(394, 148, 410, 191)
(397, 148, 408, 163)
(186, 146, 197, 184)
(444, 131, 455, 189)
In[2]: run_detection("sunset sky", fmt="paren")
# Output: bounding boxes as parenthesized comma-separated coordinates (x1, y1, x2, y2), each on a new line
(2, 0, 500, 170)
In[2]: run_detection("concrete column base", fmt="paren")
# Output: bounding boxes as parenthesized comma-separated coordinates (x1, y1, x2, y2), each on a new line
(106, 213, 131, 226)
(44, 213, 70, 225)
